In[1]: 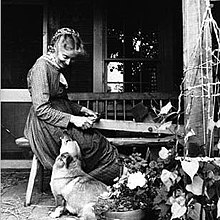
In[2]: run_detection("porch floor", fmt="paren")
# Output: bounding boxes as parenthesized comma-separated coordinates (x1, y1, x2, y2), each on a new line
(1, 170, 75, 220)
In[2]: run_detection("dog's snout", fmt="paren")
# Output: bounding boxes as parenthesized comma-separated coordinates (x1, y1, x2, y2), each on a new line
(61, 131, 74, 144)
(66, 154, 74, 168)
(65, 139, 72, 144)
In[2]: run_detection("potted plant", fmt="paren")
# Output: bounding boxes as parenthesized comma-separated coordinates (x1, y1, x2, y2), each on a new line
(94, 152, 165, 220)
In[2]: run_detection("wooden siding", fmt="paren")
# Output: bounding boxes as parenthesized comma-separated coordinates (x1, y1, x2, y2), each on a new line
(48, 0, 94, 92)
(1, 103, 32, 159)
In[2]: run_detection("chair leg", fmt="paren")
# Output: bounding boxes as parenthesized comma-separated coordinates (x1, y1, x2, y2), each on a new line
(25, 154, 39, 206)
(38, 162, 44, 193)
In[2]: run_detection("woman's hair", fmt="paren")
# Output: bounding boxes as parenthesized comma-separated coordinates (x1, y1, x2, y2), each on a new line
(48, 27, 86, 56)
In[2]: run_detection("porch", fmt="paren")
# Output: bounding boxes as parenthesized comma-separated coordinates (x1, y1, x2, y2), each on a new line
(1, 91, 182, 168)
(1, 0, 220, 219)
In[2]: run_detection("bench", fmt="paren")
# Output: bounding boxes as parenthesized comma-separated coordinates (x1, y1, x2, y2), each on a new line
(14, 92, 181, 206)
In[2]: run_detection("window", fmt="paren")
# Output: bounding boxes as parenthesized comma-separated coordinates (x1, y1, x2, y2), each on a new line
(104, 1, 160, 93)
(98, 0, 183, 93)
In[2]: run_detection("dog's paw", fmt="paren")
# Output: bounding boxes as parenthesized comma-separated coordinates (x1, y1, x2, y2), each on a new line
(49, 206, 64, 218)
(80, 204, 97, 220)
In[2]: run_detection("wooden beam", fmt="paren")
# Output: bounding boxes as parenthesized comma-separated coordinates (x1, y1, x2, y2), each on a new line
(1, 89, 31, 102)
(1, 160, 32, 169)
(42, 1, 48, 55)
(108, 136, 174, 146)
(1, 91, 178, 102)
(93, 0, 104, 92)
(93, 119, 182, 135)
(182, 0, 213, 150)
(68, 92, 178, 101)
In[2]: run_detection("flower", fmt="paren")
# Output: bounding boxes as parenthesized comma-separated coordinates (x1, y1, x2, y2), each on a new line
(127, 171, 146, 189)
(159, 147, 170, 160)
(94, 152, 162, 219)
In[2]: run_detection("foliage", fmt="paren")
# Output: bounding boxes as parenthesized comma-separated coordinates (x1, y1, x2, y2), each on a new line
(94, 94, 220, 220)
(94, 144, 220, 220)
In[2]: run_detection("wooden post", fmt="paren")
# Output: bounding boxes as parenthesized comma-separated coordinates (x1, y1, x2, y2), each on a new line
(93, 0, 104, 92)
(182, 0, 213, 155)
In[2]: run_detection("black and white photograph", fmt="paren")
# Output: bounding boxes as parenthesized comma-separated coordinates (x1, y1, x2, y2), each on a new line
(1, 0, 220, 219)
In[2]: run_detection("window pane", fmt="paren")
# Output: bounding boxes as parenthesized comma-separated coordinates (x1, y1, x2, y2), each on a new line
(124, 62, 158, 92)
(132, 30, 159, 59)
(1, 5, 43, 89)
(107, 1, 159, 59)
(107, 28, 159, 59)
(107, 37, 124, 58)
(106, 61, 158, 92)
(107, 62, 124, 92)
(107, 18, 124, 58)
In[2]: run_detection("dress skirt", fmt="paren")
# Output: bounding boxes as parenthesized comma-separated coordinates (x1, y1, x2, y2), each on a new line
(24, 98, 122, 185)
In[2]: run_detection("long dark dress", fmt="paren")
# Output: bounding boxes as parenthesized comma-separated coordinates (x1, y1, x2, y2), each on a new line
(24, 54, 121, 185)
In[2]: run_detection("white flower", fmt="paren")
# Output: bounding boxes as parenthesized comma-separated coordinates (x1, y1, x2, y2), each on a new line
(159, 147, 169, 159)
(127, 172, 147, 190)
(160, 169, 178, 191)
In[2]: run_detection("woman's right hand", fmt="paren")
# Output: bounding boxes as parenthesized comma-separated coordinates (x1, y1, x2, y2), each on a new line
(70, 115, 93, 130)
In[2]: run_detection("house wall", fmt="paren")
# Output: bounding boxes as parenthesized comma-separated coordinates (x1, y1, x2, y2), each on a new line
(1, 103, 32, 159)
(5, 0, 219, 159)
(47, 0, 94, 92)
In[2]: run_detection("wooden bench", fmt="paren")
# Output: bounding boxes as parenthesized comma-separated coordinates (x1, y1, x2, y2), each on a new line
(13, 92, 180, 206)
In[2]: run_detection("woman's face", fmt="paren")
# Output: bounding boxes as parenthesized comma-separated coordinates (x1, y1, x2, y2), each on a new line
(54, 36, 78, 68)
(55, 49, 77, 69)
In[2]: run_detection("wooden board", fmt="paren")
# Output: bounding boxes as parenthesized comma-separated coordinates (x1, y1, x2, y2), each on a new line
(1, 160, 32, 169)
(93, 119, 182, 135)
(108, 136, 174, 146)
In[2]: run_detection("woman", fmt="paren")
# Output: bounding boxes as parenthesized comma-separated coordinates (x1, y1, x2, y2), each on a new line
(24, 27, 122, 185)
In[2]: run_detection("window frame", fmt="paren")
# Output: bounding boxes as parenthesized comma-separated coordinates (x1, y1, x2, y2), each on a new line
(93, 1, 182, 93)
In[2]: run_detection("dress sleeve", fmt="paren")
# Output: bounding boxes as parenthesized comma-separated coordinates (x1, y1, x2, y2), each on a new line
(68, 101, 83, 115)
(29, 59, 71, 128)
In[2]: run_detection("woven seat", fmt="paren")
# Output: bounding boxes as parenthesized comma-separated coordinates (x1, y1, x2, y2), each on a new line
(15, 137, 30, 147)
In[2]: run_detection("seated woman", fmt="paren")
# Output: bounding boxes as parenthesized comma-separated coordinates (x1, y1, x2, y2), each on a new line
(24, 27, 122, 185)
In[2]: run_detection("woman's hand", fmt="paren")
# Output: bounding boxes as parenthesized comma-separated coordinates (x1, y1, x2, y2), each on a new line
(70, 115, 93, 130)
(80, 107, 98, 122)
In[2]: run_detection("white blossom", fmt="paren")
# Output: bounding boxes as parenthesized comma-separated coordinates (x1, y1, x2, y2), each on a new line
(159, 147, 169, 159)
(127, 172, 146, 190)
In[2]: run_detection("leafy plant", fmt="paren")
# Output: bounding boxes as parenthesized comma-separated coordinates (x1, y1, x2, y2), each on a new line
(94, 143, 220, 220)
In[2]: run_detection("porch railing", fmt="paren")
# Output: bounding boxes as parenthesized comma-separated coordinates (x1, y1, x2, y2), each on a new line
(68, 92, 180, 121)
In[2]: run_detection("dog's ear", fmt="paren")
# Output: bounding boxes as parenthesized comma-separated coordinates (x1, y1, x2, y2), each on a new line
(65, 154, 73, 169)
